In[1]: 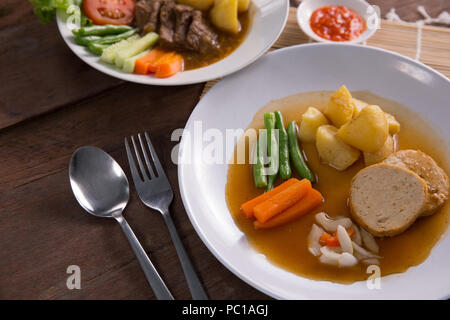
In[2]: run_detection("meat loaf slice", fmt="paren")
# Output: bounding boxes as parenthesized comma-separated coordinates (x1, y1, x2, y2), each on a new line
(159, 0, 177, 46)
(384, 149, 449, 216)
(186, 11, 219, 53)
(173, 4, 194, 47)
(349, 163, 427, 237)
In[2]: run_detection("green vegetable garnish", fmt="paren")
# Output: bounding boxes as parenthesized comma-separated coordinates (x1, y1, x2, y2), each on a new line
(29, 0, 92, 26)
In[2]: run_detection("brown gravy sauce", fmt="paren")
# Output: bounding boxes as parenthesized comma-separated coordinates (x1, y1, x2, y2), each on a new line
(225, 91, 450, 283)
(181, 11, 251, 70)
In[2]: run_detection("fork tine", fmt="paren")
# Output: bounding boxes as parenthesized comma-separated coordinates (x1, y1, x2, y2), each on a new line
(144, 132, 167, 179)
(125, 137, 143, 184)
(138, 133, 156, 179)
(131, 135, 149, 181)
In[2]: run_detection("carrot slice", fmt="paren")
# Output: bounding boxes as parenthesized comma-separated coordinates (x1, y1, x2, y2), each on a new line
(134, 48, 167, 75)
(148, 52, 175, 73)
(320, 228, 355, 247)
(240, 178, 300, 219)
(325, 235, 340, 247)
(254, 188, 323, 229)
(155, 54, 184, 78)
(319, 232, 331, 246)
(253, 179, 311, 223)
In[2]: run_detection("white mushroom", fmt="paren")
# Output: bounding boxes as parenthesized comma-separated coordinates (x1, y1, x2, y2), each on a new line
(338, 252, 359, 267)
(360, 228, 380, 253)
(319, 246, 341, 266)
(337, 225, 353, 254)
(319, 254, 338, 266)
(315, 212, 352, 232)
(351, 224, 363, 246)
(327, 246, 343, 254)
(352, 241, 381, 259)
(307, 224, 325, 256)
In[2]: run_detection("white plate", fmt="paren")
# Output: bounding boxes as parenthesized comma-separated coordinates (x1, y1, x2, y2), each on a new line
(178, 43, 450, 299)
(297, 0, 379, 43)
(56, 0, 289, 86)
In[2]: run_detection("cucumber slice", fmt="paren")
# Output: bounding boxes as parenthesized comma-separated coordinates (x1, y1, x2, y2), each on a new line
(114, 32, 159, 68)
(100, 35, 139, 65)
(122, 49, 151, 73)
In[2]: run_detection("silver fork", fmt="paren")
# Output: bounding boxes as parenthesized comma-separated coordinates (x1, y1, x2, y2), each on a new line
(125, 132, 208, 300)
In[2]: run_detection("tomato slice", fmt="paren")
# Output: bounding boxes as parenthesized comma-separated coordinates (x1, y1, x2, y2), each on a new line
(83, 0, 135, 26)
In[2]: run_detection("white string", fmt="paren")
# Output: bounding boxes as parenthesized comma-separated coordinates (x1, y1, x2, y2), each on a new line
(384, 7, 450, 62)
(415, 21, 424, 61)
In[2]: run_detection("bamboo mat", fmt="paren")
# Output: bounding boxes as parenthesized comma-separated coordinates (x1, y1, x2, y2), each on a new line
(202, 7, 450, 96)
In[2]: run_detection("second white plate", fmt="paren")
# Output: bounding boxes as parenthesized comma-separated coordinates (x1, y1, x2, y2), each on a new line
(178, 43, 450, 299)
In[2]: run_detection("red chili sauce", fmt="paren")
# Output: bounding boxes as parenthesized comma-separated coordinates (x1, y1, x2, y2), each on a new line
(310, 5, 366, 41)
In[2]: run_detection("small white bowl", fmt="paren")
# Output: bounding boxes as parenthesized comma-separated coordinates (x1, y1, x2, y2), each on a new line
(297, 0, 379, 43)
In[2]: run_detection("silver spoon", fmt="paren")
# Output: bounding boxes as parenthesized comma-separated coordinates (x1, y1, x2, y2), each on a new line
(69, 146, 173, 300)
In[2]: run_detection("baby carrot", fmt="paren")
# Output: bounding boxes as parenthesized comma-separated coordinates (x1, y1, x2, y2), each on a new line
(155, 54, 184, 78)
(254, 188, 323, 229)
(253, 178, 312, 223)
(240, 178, 300, 219)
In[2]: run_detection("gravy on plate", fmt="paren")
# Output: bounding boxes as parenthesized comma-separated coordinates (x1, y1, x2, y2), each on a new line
(226, 91, 450, 283)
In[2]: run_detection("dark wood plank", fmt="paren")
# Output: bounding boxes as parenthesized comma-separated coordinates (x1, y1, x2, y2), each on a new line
(0, 82, 266, 299)
(0, 1, 123, 130)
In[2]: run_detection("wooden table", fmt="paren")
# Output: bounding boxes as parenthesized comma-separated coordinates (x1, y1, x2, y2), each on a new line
(1, 0, 448, 300)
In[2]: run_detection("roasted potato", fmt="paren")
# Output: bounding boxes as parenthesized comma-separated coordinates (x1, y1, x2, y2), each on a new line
(316, 125, 360, 171)
(177, 0, 214, 10)
(352, 98, 368, 117)
(299, 107, 329, 143)
(325, 85, 356, 127)
(386, 113, 401, 134)
(238, 0, 250, 12)
(363, 134, 395, 166)
(337, 105, 389, 153)
(210, 0, 240, 33)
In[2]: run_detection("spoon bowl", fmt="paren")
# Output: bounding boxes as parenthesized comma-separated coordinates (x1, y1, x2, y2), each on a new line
(69, 146, 129, 218)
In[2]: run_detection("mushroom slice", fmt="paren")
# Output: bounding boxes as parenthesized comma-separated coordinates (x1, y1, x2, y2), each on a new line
(315, 212, 352, 232)
(337, 225, 353, 254)
(351, 224, 363, 246)
(338, 252, 358, 267)
(307, 224, 324, 256)
(319, 246, 340, 266)
(353, 241, 381, 259)
(360, 228, 380, 253)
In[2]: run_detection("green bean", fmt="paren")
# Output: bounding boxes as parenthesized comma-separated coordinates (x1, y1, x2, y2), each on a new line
(74, 35, 101, 46)
(87, 42, 109, 55)
(92, 29, 138, 45)
(274, 111, 291, 180)
(253, 134, 268, 189)
(287, 120, 316, 183)
(264, 112, 279, 191)
(72, 24, 133, 37)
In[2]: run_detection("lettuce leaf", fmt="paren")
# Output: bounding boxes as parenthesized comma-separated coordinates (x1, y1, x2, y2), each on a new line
(29, 0, 91, 25)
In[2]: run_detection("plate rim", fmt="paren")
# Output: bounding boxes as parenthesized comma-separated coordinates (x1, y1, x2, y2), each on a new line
(55, 1, 290, 86)
(178, 42, 450, 300)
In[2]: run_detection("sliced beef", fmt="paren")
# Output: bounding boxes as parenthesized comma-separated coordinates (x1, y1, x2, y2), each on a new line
(173, 5, 194, 47)
(135, 0, 220, 53)
(186, 11, 219, 53)
(135, 0, 163, 34)
(159, 0, 177, 46)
